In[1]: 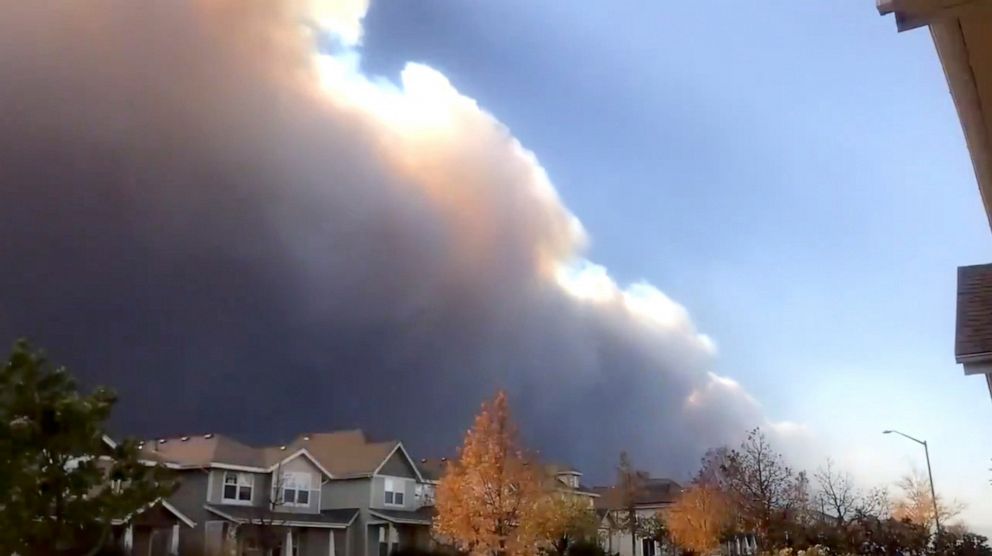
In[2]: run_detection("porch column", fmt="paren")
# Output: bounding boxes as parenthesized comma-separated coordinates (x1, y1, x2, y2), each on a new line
(329, 529, 336, 556)
(284, 529, 294, 556)
(123, 524, 133, 554)
(170, 524, 180, 555)
(388, 524, 396, 555)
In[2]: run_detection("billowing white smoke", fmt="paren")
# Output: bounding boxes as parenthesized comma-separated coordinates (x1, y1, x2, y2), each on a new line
(0, 0, 801, 477)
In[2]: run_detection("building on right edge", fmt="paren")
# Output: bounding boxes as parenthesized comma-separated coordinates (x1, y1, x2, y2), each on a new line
(878, 0, 992, 403)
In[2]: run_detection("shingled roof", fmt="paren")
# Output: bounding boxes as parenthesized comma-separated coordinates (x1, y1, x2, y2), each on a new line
(956, 263, 992, 362)
(139, 429, 413, 478)
(592, 477, 682, 510)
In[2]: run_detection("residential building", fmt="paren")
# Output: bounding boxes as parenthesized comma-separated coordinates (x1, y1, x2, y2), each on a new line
(542, 463, 601, 506)
(878, 0, 992, 403)
(593, 477, 682, 556)
(135, 429, 433, 556)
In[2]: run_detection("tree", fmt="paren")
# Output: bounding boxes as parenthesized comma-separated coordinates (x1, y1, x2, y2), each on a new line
(814, 459, 858, 526)
(0, 340, 175, 556)
(933, 530, 992, 556)
(720, 428, 808, 541)
(667, 484, 732, 555)
(639, 514, 669, 552)
(434, 391, 545, 556)
(535, 494, 599, 556)
(238, 464, 294, 555)
(891, 469, 963, 533)
(615, 451, 648, 556)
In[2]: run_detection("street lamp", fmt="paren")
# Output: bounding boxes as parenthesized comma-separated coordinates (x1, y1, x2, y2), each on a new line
(882, 429, 942, 536)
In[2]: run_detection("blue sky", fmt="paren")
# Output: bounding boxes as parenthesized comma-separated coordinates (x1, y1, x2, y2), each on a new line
(360, 0, 992, 529)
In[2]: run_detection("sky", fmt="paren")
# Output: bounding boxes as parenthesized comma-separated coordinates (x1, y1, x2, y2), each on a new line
(0, 0, 990, 533)
(358, 0, 992, 529)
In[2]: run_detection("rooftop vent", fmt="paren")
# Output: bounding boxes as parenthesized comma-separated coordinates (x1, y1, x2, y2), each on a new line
(181, 436, 190, 441)
(157, 439, 167, 444)
(440, 457, 447, 462)
(280, 445, 287, 451)
(420, 458, 427, 463)
(204, 433, 214, 439)
(303, 435, 311, 441)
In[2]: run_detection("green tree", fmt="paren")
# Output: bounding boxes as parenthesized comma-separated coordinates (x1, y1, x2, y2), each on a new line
(0, 340, 175, 556)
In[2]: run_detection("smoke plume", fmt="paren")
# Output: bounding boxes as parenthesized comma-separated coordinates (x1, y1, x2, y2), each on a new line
(0, 0, 796, 478)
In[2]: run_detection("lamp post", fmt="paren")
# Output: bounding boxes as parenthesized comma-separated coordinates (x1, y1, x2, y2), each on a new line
(883, 429, 942, 536)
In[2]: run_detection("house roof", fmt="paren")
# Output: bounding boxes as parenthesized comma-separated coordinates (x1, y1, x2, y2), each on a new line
(204, 504, 359, 529)
(369, 507, 436, 526)
(139, 429, 410, 479)
(541, 463, 599, 496)
(956, 263, 992, 361)
(416, 457, 451, 482)
(286, 431, 409, 478)
(592, 478, 682, 510)
(139, 434, 265, 468)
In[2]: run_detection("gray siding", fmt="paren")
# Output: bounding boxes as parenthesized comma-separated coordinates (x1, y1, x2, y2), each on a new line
(378, 451, 417, 479)
(348, 516, 367, 556)
(166, 469, 212, 556)
(322, 478, 372, 510)
(272, 455, 323, 514)
(208, 469, 269, 507)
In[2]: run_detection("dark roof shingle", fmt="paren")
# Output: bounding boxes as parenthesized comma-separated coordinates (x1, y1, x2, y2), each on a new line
(956, 263, 992, 361)
(204, 504, 359, 527)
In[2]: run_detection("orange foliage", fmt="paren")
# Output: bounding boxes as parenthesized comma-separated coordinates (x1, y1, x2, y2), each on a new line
(434, 391, 545, 556)
(667, 484, 732, 554)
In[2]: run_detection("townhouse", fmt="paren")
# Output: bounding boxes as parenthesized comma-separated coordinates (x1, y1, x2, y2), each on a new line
(593, 477, 682, 556)
(115, 428, 678, 556)
(130, 429, 435, 556)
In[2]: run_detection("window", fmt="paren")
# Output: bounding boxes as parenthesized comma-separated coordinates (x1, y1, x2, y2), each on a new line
(222, 472, 253, 502)
(384, 478, 404, 506)
(642, 539, 656, 556)
(281, 471, 312, 506)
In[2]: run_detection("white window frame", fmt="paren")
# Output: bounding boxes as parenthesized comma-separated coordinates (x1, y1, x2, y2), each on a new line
(383, 478, 404, 507)
(221, 471, 254, 504)
(280, 471, 313, 507)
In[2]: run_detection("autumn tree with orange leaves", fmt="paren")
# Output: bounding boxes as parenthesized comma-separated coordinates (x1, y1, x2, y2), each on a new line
(667, 483, 733, 555)
(434, 391, 545, 556)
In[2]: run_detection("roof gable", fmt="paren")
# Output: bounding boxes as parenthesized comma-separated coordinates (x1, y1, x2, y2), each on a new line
(375, 444, 420, 479)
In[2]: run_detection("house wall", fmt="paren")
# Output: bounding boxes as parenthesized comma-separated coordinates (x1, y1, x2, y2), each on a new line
(271, 455, 324, 514)
(322, 478, 373, 509)
(302, 527, 333, 556)
(207, 469, 268, 506)
(163, 469, 212, 555)
(600, 508, 672, 556)
(347, 518, 366, 556)
(334, 528, 349, 556)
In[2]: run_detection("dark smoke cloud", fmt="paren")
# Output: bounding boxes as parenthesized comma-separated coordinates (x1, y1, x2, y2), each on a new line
(0, 0, 796, 480)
